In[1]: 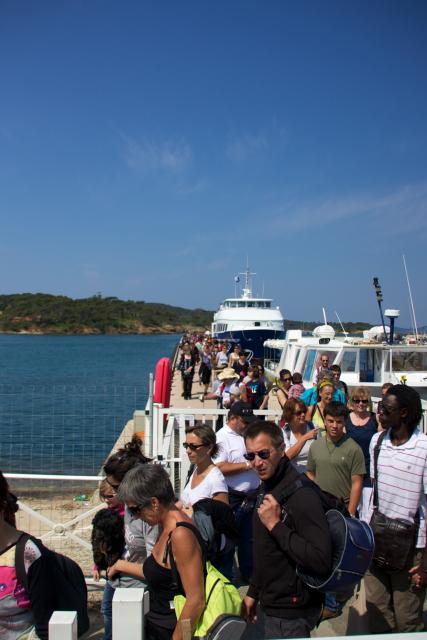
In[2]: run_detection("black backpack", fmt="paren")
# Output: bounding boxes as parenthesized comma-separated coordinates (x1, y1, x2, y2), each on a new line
(15, 533, 90, 637)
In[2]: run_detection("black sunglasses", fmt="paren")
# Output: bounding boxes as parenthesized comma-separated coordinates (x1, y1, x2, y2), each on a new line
(378, 404, 398, 416)
(243, 449, 272, 461)
(352, 398, 369, 404)
(183, 442, 206, 451)
(127, 504, 144, 516)
(281, 377, 292, 382)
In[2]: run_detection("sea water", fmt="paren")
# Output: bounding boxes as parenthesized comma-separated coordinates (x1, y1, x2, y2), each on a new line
(0, 334, 179, 475)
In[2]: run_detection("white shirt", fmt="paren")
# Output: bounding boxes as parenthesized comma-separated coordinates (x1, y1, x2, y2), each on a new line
(213, 423, 260, 492)
(283, 424, 317, 472)
(181, 466, 228, 507)
(367, 428, 427, 547)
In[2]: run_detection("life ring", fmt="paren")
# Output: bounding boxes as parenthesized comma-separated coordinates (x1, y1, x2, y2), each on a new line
(153, 357, 172, 408)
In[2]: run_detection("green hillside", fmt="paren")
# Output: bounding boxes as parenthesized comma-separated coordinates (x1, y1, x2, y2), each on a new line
(0, 293, 213, 334)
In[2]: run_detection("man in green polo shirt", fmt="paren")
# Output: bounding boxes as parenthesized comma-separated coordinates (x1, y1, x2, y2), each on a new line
(306, 401, 365, 514)
(306, 400, 365, 620)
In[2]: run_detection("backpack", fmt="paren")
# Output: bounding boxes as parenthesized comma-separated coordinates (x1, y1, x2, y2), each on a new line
(167, 522, 244, 640)
(15, 533, 90, 637)
(279, 475, 374, 592)
(192, 498, 240, 563)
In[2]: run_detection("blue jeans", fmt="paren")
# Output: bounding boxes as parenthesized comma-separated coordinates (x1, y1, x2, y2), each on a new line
(220, 501, 254, 583)
(101, 582, 115, 640)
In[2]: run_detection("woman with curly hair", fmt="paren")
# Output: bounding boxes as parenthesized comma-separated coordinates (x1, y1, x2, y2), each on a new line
(101, 436, 155, 640)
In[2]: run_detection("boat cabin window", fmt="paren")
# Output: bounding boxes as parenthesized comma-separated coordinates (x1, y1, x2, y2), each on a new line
(254, 322, 260, 326)
(392, 351, 427, 372)
(341, 351, 357, 372)
(263, 346, 282, 371)
(303, 350, 317, 382)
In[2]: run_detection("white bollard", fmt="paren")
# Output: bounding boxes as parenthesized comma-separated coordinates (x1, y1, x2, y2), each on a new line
(112, 587, 149, 640)
(49, 611, 77, 640)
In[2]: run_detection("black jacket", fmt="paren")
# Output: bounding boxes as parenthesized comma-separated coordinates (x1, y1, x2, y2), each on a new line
(247, 457, 332, 618)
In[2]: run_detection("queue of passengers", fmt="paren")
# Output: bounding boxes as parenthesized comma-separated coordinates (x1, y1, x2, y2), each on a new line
(2, 376, 426, 639)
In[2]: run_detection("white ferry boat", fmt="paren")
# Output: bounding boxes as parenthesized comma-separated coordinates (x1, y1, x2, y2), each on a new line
(263, 322, 427, 399)
(211, 266, 285, 360)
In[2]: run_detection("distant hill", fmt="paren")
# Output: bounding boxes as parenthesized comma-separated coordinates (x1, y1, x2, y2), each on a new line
(0, 293, 213, 335)
(284, 319, 372, 333)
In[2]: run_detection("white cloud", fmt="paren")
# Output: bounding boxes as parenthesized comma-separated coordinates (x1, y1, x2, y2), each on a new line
(225, 133, 268, 163)
(122, 134, 192, 173)
(268, 181, 427, 235)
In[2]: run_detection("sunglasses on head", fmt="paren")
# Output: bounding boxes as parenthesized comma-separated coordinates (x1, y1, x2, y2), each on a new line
(352, 398, 369, 404)
(243, 449, 272, 461)
(182, 442, 205, 451)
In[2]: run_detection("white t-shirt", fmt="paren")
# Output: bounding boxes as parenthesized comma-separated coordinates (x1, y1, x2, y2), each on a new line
(283, 424, 317, 472)
(214, 424, 260, 492)
(367, 428, 427, 547)
(181, 466, 228, 507)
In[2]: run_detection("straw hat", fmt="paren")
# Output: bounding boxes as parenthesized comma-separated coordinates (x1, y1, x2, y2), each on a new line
(218, 367, 239, 381)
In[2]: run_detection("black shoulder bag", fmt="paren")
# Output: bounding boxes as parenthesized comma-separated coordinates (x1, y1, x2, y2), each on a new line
(370, 431, 419, 572)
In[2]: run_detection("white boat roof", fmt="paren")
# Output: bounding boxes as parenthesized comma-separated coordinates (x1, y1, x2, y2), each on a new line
(264, 336, 427, 350)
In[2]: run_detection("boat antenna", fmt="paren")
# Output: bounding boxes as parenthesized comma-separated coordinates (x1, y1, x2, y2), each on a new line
(372, 277, 389, 344)
(239, 262, 256, 299)
(403, 254, 419, 343)
(335, 311, 348, 337)
(322, 307, 328, 325)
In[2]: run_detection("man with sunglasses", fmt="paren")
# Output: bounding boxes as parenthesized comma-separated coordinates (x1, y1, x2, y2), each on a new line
(365, 384, 427, 633)
(213, 401, 260, 582)
(242, 420, 331, 638)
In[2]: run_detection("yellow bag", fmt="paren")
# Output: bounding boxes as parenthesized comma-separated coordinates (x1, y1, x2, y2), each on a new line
(174, 561, 242, 638)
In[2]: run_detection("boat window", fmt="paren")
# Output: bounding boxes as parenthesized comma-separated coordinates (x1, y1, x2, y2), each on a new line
(264, 347, 282, 370)
(247, 302, 254, 307)
(303, 350, 317, 382)
(238, 302, 245, 308)
(266, 302, 271, 308)
(341, 351, 357, 372)
(392, 351, 427, 372)
(254, 322, 260, 326)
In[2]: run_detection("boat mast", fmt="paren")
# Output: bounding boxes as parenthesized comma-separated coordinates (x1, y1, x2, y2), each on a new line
(403, 254, 419, 343)
(335, 311, 348, 338)
(239, 260, 256, 299)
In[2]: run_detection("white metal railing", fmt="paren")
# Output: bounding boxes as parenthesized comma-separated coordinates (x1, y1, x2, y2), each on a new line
(147, 404, 283, 495)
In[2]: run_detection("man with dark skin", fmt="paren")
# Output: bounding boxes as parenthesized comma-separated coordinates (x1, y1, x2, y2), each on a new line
(365, 384, 427, 633)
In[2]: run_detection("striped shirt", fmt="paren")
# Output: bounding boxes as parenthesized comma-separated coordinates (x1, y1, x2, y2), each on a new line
(369, 428, 427, 548)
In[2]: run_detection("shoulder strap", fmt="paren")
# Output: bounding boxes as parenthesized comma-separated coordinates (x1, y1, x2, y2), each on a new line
(164, 522, 207, 590)
(372, 430, 387, 509)
(15, 532, 42, 591)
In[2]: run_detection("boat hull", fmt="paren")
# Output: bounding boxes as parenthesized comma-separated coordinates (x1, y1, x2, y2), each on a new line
(214, 327, 285, 360)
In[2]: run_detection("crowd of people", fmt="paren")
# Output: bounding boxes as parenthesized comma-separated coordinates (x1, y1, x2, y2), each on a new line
(1, 339, 426, 640)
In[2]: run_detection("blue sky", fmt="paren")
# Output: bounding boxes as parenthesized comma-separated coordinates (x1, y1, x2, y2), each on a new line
(0, 1, 426, 326)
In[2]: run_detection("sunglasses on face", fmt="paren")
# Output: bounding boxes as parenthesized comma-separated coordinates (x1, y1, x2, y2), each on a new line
(182, 442, 206, 451)
(352, 398, 369, 404)
(294, 410, 306, 416)
(281, 377, 292, 383)
(127, 504, 144, 516)
(243, 449, 272, 461)
(378, 404, 398, 416)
